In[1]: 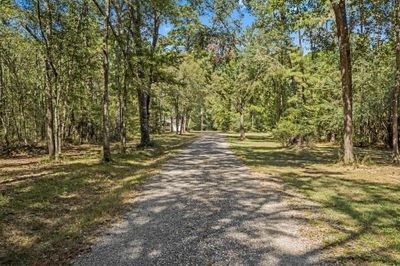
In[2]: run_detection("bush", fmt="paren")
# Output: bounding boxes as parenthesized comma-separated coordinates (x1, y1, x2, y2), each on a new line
(272, 107, 316, 147)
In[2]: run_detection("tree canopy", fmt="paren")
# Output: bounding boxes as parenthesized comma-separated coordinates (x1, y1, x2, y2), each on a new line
(0, 0, 399, 164)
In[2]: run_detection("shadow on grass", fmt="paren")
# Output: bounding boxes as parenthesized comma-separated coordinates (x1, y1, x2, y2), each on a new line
(229, 134, 395, 167)
(227, 133, 400, 264)
(0, 133, 198, 265)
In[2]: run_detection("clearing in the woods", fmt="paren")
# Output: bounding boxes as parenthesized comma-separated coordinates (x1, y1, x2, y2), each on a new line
(2, 0, 400, 265)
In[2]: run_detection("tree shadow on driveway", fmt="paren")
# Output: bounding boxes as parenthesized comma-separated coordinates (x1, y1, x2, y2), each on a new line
(75, 134, 332, 266)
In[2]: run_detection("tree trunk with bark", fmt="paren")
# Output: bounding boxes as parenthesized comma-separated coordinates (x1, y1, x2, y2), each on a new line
(120, 76, 127, 154)
(186, 112, 191, 132)
(131, 1, 152, 147)
(102, 0, 111, 162)
(138, 90, 151, 146)
(170, 114, 174, 132)
(180, 111, 186, 135)
(0, 56, 8, 147)
(42, 0, 60, 160)
(175, 99, 180, 134)
(157, 98, 162, 134)
(393, 0, 400, 162)
(115, 85, 122, 138)
(200, 107, 204, 131)
(333, 0, 354, 164)
(239, 101, 245, 141)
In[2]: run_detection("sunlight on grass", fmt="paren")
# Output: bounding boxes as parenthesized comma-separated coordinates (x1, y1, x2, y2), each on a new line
(226, 133, 400, 265)
(0, 133, 198, 265)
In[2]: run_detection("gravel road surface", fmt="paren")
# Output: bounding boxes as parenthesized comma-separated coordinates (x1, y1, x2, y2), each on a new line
(74, 133, 324, 266)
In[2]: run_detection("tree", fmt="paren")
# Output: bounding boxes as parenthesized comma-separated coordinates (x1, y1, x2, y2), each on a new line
(22, 0, 59, 159)
(1, 0, 400, 166)
(332, 0, 355, 164)
(393, 0, 400, 162)
(101, 0, 111, 162)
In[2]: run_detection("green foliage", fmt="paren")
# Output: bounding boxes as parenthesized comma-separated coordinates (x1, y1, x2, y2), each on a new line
(0, 0, 398, 151)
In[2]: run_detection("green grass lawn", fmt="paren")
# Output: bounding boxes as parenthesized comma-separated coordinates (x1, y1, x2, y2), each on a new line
(226, 133, 400, 265)
(0, 133, 198, 265)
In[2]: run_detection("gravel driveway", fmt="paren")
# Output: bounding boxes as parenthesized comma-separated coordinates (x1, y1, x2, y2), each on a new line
(74, 133, 324, 266)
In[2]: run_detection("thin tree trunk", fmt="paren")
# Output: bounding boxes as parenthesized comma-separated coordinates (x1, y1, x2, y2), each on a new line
(45, 41, 56, 158)
(180, 111, 186, 135)
(393, 0, 400, 162)
(60, 99, 67, 148)
(183, 114, 186, 133)
(45, 62, 55, 158)
(186, 112, 190, 132)
(163, 114, 166, 132)
(239, 102, 245, 141)
(158, 98, 162, 133)
(131, 1, 151, 147)
(120, 75, 127, 154)
(55, 94, 61, 156)
(200, 107, 204, 131)
(175, 99, 180, 134)
(138, 90, 151, 146)
(113, 0, 126, 153)
(41, 1, 54, 158)
(0, 57, 8, 147)
(176, 116, 180, 134)
(116, 84, 122, 139)
(102, 0, 111, 162)
(38, 0, 61, 160)
(179, 114, 183, 135)
(333, 0, 354, 164)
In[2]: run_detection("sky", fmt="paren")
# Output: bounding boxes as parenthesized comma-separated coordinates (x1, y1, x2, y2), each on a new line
(14, 0, 301, 51)
(159, 9, 304, 52)
(160, 4, 254, 37)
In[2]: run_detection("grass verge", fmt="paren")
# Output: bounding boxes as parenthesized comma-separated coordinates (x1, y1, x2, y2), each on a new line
(225, 133, 400, 265)
(0, 133, 198, 265)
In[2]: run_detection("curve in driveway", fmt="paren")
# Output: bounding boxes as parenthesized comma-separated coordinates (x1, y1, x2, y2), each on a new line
(74, 133, 324, 266)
